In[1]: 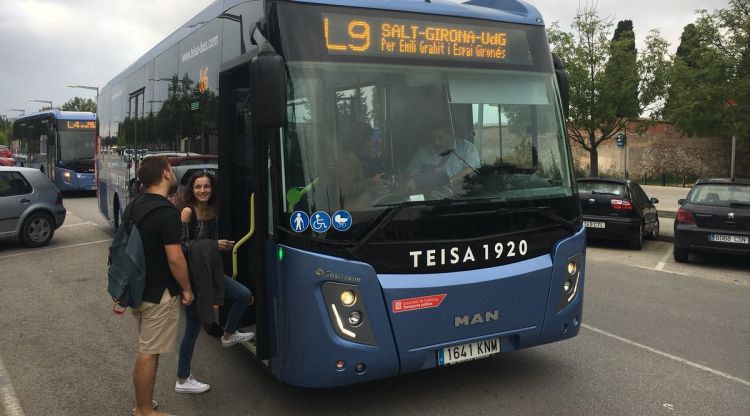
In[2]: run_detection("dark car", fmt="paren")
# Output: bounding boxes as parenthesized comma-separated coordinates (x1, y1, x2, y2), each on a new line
(673, 178, 750, 263)
(577, 178, 659, 249)
(0, 167, 66, 247)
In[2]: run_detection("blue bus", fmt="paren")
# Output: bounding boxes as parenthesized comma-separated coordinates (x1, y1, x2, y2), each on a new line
(12, 110, 97, 191)
(97, 0, 584, 387)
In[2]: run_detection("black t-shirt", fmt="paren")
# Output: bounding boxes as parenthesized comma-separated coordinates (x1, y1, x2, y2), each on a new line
(129, 193, 182, 303)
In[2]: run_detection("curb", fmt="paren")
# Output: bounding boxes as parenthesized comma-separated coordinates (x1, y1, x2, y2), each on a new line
(658, 210, 677, 219)
(656, 234, 674, 243)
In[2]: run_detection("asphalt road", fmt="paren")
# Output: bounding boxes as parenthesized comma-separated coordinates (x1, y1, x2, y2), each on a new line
(0, 195, 748, 416)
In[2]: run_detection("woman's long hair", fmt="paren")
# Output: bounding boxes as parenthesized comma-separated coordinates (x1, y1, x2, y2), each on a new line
(179, 170, 219, 215)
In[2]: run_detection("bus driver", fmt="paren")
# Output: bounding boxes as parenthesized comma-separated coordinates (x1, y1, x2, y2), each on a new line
(405, 123, 480, 194)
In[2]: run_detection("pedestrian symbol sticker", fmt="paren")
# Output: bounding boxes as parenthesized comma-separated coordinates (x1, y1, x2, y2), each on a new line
(332, 210, 352, 231)
(290, 211, 309, 232)
(310, 211, 331, 233)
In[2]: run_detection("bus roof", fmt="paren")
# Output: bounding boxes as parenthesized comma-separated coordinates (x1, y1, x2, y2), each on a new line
(14, 110, 96, 123)
(292, 0, 544, 24)
(104, 0, 544, 90)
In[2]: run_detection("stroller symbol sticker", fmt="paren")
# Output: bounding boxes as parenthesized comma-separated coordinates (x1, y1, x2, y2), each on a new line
(311, 211, 331, 233)
(332, 210, 353, 231)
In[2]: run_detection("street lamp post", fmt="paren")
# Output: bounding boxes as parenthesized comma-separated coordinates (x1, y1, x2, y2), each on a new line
(6, 108, 25, 116)
(26, 99, 53, 111)
(67, 85, 99, 105)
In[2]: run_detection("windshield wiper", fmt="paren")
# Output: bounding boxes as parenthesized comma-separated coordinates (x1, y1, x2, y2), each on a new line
(347, 199, 450, 255)
(520, 206, 579, 232)
(347, 201, 578, 256)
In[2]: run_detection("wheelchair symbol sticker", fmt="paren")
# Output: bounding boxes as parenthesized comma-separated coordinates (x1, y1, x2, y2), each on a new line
(290, 211, 309, 232)
(310, 211, 331, 233)
(332, 210, 352, 231)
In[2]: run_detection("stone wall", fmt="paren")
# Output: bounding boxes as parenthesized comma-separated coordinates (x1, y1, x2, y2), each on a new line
(570, 121, 750, 179)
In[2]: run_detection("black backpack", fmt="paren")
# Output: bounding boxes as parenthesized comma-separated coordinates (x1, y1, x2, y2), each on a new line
(106, 199, 161, 314)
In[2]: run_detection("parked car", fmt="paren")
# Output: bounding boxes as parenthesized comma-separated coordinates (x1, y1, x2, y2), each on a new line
(0, 167, 66, 247)
(577, 177, 659, 249)
(0, 157, 15, 166)
(0, 145, 13, 158)
(673, 178, 750, 262)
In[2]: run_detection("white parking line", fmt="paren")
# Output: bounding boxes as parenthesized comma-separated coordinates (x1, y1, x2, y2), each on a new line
(654, 245, 673, 271)
(583, 324, 750, 388)
(59, 221, 97, 228)
(0, 357, 25, 416)
(0, 239, 111, 260)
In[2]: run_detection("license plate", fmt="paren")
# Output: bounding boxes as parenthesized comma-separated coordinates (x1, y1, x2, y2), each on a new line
(438, 338, 500, 366)
(709, 234, 749, 244)
(584, 221, 605, 229)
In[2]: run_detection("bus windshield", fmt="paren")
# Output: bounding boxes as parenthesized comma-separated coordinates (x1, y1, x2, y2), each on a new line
(58, 129, 95, 164)
(281, 61, 572, 228)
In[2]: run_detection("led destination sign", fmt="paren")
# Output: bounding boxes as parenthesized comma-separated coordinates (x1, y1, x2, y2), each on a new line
(60, 120, 96, 130)
(322, 13, 532, 65)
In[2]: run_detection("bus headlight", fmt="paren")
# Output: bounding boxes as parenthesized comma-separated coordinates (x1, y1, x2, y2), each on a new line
(567, 261, 577, 276)
(558, 253, 582, 311)
(348, 311, 362, 326)
(62, 171, 73, 183)
(322, 282, 376, 346)
(340, 290, 356, 307)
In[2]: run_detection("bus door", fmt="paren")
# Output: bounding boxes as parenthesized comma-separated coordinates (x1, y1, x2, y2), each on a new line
(127, 89, 145, 198)
(218, 59, 269, 360)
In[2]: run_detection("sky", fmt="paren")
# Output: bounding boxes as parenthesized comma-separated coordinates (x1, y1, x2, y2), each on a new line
(0, 0, 731, 119)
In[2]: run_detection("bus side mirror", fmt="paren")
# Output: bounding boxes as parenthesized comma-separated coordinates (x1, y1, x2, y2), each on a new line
(552, 53, 570, 119)
(250, 50, 287, 128)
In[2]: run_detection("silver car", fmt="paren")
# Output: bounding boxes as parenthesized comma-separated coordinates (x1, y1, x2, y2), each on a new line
(0, 167, 66, 247)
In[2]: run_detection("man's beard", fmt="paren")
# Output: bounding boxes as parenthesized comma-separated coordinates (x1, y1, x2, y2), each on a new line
(168, 178, 178, 195)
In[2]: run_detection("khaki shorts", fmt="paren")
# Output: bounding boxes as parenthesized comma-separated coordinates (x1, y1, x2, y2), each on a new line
(132, 289, 180, 354)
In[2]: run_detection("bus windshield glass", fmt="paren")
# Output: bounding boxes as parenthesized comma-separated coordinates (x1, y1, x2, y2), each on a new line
(58, 128, 95, 164)
(277, 4, 574, 241)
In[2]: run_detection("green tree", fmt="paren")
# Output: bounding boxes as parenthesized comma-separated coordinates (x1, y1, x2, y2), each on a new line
(0, 117, 11, 145)
(60, 96, 97, 112)
(548, 6, 671, 176)
(602, 20, 640, 120)
(665, 1, 749, 140)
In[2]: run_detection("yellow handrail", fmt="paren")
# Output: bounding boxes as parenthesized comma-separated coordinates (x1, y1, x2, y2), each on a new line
(232, 193, 255, 278)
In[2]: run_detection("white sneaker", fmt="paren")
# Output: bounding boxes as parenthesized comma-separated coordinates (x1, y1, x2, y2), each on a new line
(175, 376, 210, 394)
(221, 330, 255, 347)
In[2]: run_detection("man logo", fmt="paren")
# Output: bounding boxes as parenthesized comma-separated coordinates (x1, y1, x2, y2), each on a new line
(455, 310, 499, 327)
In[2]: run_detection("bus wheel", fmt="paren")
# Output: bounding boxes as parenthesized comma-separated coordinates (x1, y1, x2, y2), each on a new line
(202, 322, 223, 338)
(20, 212, 55, 247)
(113, 199, 121, 230)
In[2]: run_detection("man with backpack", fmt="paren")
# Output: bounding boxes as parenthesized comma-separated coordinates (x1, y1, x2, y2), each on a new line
(129, 156, 194, 416)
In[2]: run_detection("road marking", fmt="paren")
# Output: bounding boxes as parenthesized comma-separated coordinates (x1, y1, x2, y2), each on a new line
(582, 324, 750, 388)
(0, 357, 25, 416)
(654, 245, 673, 271)
(633, 265, 688, 277)
(59, 221, 98, 228)
(0, 239, 111, 260)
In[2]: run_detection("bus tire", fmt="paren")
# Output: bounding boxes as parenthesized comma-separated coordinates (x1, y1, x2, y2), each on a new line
(202, 321, 223, 338)
(19, 211, 55, 247)
(113, 198, 121, 230)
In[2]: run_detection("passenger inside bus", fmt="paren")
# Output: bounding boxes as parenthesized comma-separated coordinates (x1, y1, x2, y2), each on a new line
(405, 121, 479, 196)
(334, 121, 388, 209)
